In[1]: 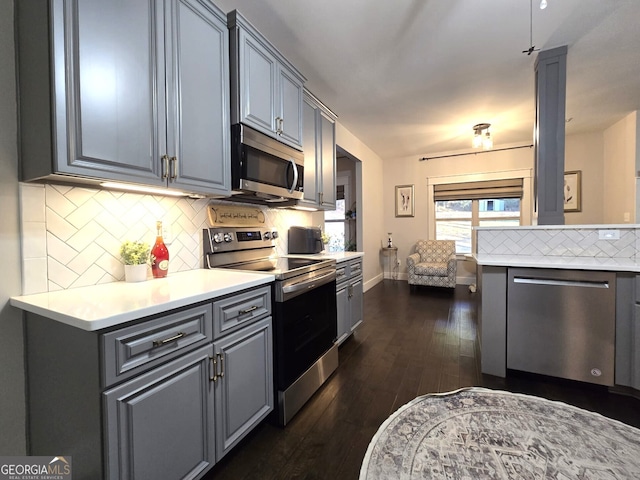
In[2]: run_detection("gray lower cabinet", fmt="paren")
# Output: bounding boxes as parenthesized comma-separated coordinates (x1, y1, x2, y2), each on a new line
(213, 318, 273, 460)
(480, 267, 640, 396)
(301, 90, 337, 209)
(336, 284, 350, 345)
(228, 10, 305, 150)
(336, 258, 364, 345)
(26, 285, 273, 480)
(16, 0, 230, 197)
(349, 277, 364, 332)
(104, 345, 216, 480)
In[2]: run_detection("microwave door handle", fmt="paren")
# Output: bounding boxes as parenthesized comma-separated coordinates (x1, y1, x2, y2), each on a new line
(287, 158, 298, 194)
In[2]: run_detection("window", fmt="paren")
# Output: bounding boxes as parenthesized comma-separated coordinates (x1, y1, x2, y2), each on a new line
(434, 179, 523, 253)
(324, 180, 354, 252)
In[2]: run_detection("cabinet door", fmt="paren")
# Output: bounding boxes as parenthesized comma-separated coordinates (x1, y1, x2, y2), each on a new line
(167, 0, 230, 196)
(350, 278, 364, 332)
(213, 318, 273, 460)
(278, 65, 304, 148)
(319, 109, 337, 208)
(53, 0, 166, 185)
(104, 345, 215, 480)
(336, 285, 350, 345)
(302, 97, 320, 206)
(238, 29, 277, 135)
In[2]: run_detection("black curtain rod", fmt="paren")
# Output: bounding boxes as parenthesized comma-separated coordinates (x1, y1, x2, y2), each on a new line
(419, 144, 534, 161)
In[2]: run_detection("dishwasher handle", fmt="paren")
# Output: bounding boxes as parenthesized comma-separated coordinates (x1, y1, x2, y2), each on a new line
(513, 277, 610, 289)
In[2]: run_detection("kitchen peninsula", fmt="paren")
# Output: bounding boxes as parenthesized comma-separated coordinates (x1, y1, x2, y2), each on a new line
(475, 224, 640, 396)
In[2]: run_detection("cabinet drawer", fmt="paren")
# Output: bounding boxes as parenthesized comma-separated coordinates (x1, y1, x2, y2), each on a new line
(213, 286, 272, 338)
(349, 259, 363, 277)
(102, 304, 213, 387)
(336, 265, 348, 284)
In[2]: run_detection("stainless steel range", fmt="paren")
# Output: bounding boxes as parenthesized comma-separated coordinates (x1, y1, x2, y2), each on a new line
(203, 206, 338, 426)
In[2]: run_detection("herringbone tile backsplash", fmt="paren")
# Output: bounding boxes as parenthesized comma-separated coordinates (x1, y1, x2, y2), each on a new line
(477, 227, 639, 258)
(19, 183, 311, 294)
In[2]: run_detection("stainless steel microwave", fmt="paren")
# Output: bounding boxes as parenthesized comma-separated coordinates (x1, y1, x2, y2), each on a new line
(229, 124, 304, 204)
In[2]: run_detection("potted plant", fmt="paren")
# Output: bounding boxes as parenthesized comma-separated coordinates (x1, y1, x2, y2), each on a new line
(119, 240, 150, 282)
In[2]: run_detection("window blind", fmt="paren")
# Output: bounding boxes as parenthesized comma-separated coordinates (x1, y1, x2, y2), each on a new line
(433, 178, 523, 201)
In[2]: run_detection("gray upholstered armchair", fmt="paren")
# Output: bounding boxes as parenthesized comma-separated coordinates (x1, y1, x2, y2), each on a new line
(407, 240, 457, 288)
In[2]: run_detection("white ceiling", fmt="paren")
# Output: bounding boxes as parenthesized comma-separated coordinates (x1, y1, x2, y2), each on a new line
(214, 0, 640, 160)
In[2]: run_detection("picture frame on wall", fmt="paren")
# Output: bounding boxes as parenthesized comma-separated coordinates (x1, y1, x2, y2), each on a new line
(395, 184, 415, 217)
(564, 171, 581, 212)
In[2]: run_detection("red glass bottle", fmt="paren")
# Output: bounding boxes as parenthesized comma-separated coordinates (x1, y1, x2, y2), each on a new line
(151, 221, 169, 278)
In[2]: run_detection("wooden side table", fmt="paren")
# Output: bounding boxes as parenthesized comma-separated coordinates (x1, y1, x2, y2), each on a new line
(381, 247, 398, 280)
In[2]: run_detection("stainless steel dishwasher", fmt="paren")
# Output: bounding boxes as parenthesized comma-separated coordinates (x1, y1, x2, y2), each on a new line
(507, 268, 616, 386)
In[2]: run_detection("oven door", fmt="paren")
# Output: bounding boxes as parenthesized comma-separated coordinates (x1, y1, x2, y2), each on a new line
(273, 279, 337, 390)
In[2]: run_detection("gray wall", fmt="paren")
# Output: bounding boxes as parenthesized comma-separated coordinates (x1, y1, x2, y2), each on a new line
(0, 0, 27, 454)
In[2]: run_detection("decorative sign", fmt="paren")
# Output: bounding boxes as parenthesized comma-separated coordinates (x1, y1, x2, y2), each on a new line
(207, 205, 266, 227)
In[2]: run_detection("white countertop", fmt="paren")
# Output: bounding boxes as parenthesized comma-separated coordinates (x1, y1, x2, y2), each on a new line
(476, 224, 640, 231)
(474, 254, 640, 272)
(10, 269, 275, 332)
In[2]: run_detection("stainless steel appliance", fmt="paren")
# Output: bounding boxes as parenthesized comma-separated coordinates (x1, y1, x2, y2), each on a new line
(227, 124, 304, 205)
(507, 268, 616, 386)
(288, 226, 323, 254)
(203, 209, 338, 426)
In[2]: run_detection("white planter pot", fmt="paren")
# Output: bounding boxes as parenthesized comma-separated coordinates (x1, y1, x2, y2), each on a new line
(124, 264, 148, 283)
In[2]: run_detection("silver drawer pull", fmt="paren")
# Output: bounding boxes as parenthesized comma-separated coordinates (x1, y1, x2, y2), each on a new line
(152, 331, 186, 347)
(238, 305, 258, 315)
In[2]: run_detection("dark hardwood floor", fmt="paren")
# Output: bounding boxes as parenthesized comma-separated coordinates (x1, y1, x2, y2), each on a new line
(204, 280, 640, 480)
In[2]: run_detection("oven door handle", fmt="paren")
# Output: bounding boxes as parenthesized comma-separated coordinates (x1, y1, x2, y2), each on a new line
(281, 270, 336, 296)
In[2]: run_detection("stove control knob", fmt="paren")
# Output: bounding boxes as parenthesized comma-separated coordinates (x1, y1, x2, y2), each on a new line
(264, 231, 272, 240)
(271, 230, 279, 239)
(212, 233, 223, 244)
(223, 233, 233, 243)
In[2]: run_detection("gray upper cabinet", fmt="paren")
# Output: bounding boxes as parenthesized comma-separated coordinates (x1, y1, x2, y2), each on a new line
(301, 90, 337, 209)
(228, 10, 305, 150)
(16, 0, 230, 197)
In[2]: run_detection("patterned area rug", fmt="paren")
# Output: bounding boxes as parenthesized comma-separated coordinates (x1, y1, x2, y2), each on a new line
(360, 387, 640, 479)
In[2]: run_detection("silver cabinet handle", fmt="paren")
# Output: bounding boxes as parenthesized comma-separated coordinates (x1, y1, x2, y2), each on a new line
(209, 356, 216, 382)
(239, 305, 258, 315)
(161, 154, 169, 179)
(170, 156, 177, 180)
(217, 353, 224, 378)
(152, 331, 185, 347)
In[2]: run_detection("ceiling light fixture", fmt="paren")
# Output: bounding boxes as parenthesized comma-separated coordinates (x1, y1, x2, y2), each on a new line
(472, 123, 493, 150)
(540, 0, 548, 9)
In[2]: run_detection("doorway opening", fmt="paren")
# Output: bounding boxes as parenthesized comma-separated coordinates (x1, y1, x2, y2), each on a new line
(324, 146, 361, 252)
